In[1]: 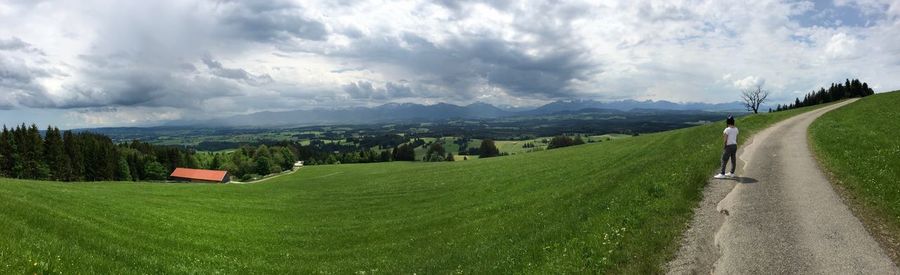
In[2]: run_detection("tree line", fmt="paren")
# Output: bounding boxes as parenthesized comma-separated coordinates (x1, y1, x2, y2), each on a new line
(547, 135, 586, 149)
(454, 138, 501, 158)
(773, 79, 875, 112)
(200, 144, 297, 181)
(0, 124, 197, 182)
(0, 126, 523, 183)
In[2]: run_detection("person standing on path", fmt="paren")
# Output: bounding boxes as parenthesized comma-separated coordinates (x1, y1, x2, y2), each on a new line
(715, 116, 738, 179)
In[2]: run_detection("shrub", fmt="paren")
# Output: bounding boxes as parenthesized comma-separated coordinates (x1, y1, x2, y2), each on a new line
(479, 140, 500, 158)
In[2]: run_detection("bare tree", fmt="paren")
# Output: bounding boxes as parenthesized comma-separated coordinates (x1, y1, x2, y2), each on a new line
(741, 84, 769, 114)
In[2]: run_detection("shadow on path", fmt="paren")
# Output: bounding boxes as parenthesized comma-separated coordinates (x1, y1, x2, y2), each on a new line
(718, 177, 758, 184)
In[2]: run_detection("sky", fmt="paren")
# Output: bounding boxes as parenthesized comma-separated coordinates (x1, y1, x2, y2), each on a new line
(1, 0, 899, 128)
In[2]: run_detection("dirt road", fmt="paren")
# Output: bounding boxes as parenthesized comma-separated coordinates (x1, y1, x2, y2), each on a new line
(668, 99, 899, 274)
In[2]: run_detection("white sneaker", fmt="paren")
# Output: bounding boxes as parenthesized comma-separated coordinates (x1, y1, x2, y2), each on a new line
(714, 174, 727, 179)
(725, 173, 735, 178)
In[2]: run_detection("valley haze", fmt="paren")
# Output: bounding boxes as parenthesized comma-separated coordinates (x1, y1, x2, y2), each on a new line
(163, 99, 751, 128)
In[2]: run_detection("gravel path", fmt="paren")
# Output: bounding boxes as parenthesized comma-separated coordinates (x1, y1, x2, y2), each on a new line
(667, 99, 898, 274)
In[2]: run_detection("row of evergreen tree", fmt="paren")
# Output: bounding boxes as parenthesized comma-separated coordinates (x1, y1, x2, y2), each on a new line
(773, 79, 874, 112)
(387, 143, 415, 161)
(0, 124, 197, 182)
(455, 139, 501, 158)
(0, 124, 523, 182)
(547, 135, 586, 149)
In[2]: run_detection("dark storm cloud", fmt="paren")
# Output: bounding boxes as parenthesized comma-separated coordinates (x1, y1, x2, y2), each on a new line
(0, 45, 53, 109)
(0, 37, 45, 55)
(202, 55, 274, 85)
(4, 1, 310, 111)
(57, 63, 247, 109)
(56, 0, 326, 111)
(343, 80, 415, 100)
(4, 0, 598, 114)
(60, 76, 166, 108)
(53, 51, 245, 109)
(462, 38, 594, 98)
(54, 51, 170, 108)
(74, 106, 119, 114)
(216, 0, 329, 42)
(0, 37, 29, 51)
(330, 31, 595, 101)
(305, 0, 600, 102)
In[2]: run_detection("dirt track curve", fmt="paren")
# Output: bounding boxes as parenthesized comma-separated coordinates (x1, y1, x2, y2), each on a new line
(667, 99, 899, 274)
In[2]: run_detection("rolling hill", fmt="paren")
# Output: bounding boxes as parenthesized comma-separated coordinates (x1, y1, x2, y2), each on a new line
(524, 99, 749, 115)
(0, 104, 824, 273)
(165, 100, 750, 127)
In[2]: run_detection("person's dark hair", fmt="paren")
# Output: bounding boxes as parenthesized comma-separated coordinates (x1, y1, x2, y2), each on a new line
(726, 115, 735, 126)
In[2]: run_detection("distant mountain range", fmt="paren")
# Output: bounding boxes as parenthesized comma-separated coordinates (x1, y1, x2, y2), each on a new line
(524, 99, 748, 115)
(166, 99, 751, 128)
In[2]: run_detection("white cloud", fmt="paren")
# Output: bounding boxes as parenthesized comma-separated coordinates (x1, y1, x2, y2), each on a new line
(825, 33, 859, 59)
(733, 76, 766, 90)
(1, 0, 899, 127)
(68, 107, 185, 126)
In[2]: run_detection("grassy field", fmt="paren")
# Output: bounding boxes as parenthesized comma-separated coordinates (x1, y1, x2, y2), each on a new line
(588, 134, 633, 142)
(495, 135, 633, 155)
(810, 91, 900, 250)
(410, 135, 633, 160)
(0, 105, 822, 274)
(494, 139, 543, 154)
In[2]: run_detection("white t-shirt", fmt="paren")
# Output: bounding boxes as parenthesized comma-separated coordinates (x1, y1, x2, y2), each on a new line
(724, 126, 739, 145)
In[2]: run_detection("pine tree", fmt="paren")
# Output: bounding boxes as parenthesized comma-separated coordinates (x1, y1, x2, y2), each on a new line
(380, 150, 391, 162)
(548, 136, 576, 149)
(185, 154, 200, 169)
(256, 156, 273, 175)
(0, 126, 12, 177)
(280, 147, 296, 170)
(210, 154, 223, 170)
(43, 126, 65, 180)
(573, 135, 585, 145)
(424, 142, 446, 162)
(479, 139, 500, 158)
(256, 145, 272, 159)
(144, 161, 167, 180)
(399, 144, 416, 161)
(391, 145, 399, 161)
(116, 156, 132, 181)
(23, 124, 49, 179)
(63, 131, 85, 181)
(845, 79, 851, 96)
(10, 125, 25, 178)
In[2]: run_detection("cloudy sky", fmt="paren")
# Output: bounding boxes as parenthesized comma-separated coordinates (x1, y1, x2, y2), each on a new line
(1, 0, 899, 128)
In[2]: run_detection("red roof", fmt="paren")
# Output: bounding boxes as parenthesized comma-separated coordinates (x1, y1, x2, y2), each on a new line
(169, 168, 228, 182)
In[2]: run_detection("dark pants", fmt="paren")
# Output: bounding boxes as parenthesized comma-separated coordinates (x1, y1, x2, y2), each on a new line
(721, 144, 737, 174)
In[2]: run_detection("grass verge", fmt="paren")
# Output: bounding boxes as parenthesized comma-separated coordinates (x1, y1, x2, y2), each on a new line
(810, 91, 900, 263)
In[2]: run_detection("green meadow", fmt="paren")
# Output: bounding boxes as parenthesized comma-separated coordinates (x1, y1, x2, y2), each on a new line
(0, 105, 822, 274)
(810, 91, 900, 245)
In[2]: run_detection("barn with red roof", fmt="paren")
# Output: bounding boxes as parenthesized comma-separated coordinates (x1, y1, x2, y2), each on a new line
(169, 168, 230, 183)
